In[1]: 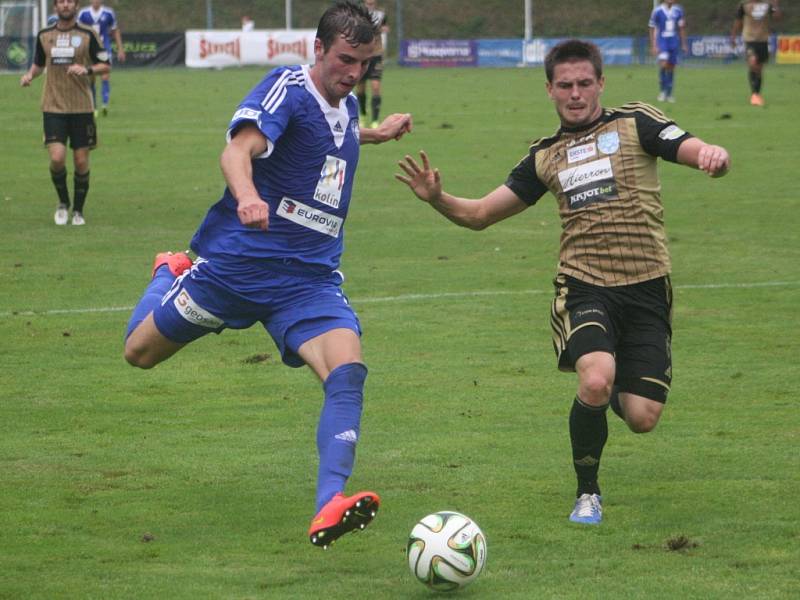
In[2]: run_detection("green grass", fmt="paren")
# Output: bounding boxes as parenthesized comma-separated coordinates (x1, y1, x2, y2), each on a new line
(1, 64, 799, 599)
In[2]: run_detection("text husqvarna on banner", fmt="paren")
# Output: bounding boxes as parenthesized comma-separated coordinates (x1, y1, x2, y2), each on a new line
(185, 30, 316, 68)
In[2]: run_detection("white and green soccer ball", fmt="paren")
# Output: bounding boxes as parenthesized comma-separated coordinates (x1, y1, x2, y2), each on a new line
(407, 511, 487, 592)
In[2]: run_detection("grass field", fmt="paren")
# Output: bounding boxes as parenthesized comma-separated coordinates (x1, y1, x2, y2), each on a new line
(1, 62, 799, 599)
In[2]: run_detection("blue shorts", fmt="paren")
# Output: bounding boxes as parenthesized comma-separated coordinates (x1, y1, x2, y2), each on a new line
(657, 46, 680, 65)
(152, 257, 361, 367)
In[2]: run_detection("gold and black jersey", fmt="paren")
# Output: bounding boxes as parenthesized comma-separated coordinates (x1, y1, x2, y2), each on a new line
(33, 22, 109, 113)
(737, 1, 776, 43)
(505, 103, 692, 288)
(370, 8, 387, 53)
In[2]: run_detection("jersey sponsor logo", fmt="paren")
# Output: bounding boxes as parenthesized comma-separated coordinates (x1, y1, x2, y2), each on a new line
(567, 142, 597, 164)
(313, 155, 347, 209)
(597, 132, 620, 154)
(658, 124, 686, 141)
(173, 289, 224, 329)
(51, 46, 76, 58)
(277, 197, 343, 237)
(558, 157, 618, 209)
(558, 157, 614, 192)
(751, 3, 770, 20)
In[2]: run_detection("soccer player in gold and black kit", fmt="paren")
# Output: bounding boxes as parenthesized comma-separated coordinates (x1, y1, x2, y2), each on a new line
(20, 0, 110, 225)
(731, 1, 782, 106)
(396, 40, 731, 525)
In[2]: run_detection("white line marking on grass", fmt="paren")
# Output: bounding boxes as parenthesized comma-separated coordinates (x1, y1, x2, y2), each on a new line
(1, 281, 798, 318)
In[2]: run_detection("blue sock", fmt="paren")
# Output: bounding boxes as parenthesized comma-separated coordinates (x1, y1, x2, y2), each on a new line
(101, 80, 110, 106)
(315, 362, 367, 511)
(125, 265, 175, 340)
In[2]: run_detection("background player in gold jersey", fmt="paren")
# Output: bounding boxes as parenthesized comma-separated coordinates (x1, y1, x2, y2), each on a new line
(396, 39, 730, 525)
(20, 0, 110, 225)
(731, 1, 781, 106)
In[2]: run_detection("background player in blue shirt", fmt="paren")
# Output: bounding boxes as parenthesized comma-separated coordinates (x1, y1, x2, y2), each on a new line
(649, 1, 687, 103)
(78, 0, 125, 115)
(123, 1, 412, 549)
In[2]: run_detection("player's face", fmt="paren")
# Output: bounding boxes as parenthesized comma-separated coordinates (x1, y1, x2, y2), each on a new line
(54, 0, 78, 21)
(312, 35, 375, 105)
(546, 60, 605, 128)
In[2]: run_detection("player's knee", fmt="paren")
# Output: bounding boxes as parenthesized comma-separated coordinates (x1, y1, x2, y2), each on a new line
(124, 342, 157, 369)
(627, 412, 660, 434)
(579, 372, 613, 405)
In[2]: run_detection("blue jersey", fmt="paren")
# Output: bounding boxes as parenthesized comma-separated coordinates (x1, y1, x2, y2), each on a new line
(649, 3, 685, 50)
(77, 5, 118, 50)
(191, 65, 362, 274)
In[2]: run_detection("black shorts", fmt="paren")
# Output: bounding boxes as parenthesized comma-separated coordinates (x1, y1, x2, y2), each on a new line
(551, 274, 673, 403)
(43, 112, 97, 149)
(360, 55, 384, 82)
(745, 41, 769, 64)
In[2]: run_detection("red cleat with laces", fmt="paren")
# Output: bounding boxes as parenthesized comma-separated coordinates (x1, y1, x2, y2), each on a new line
(151, 251, 193, 278)
(308, 491, 380, 549)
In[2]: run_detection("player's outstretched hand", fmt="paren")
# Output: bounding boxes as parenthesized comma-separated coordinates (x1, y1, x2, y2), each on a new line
(237, 196, 269, 230)
(395, 151, 442, 204)
(697, 144, 730, 178)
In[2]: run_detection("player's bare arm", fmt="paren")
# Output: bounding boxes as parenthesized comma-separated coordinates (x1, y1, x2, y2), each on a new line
(220, 123, 270, 230)
(67, 61, 109, 77)
(114, 28, 126, 61)
(19, 64, 43, 86)
(360, 112, 413, 144)
(676, 137, 731, 178)
(396, 151, 528, 230)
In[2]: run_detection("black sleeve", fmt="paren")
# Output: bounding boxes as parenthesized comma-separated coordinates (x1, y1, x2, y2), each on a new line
(89, 31, 110, 64)
(504, 151, 548, 206)
(34, 32, 46, 67)
(634, 110, 693, 164)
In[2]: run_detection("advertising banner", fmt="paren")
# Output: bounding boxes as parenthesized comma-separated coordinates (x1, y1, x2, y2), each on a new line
(399, 39, 477, 67)
(777, 35, 800, 64)
(687, 35, 776, 60)
(477, 39, 523, 67)
(115, 33, 184, 68)
(185, 30, 316, 68)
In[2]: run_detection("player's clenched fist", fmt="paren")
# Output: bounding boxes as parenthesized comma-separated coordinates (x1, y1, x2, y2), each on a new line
(697, 144, 730, 178)
(237, 196, 269, 230)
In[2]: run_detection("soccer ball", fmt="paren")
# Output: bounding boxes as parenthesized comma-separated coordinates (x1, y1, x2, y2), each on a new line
(407, 511, 487, 592)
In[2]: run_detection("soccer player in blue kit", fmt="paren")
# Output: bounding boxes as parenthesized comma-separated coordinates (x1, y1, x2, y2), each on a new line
(649, 1, 687, 103)
(123, 1, 412, 549)
(78, 0, 125, 114)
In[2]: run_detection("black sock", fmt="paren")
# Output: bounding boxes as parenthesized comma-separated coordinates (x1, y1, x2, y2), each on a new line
(50, 168, 70, 207)
(371, 94, 381, 122)
(753, 73, 762, 94)
(357, 91, 367, 116)
(570, 396, 608, 497)
(609, 385, 624, 420)
(73, 170, 90, 214)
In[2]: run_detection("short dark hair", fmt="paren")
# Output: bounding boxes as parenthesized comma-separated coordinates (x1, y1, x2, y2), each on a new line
(316, 1, 378, 52)
(544, 39, 603, 82)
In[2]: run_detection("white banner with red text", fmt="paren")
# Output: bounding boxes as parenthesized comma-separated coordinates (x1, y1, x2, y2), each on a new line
(185, 30, 316, 68)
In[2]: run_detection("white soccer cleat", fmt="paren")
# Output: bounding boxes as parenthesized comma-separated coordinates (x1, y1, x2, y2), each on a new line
(54, 204, 69, 225)
(71, 212, 86, 226)
(569, 493, 603, 525)
(657, 92, 667, 102)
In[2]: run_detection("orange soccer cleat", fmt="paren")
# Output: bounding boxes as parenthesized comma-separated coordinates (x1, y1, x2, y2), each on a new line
(308, 491, 380, 549)
(750, 93, 765, 107)
(151, 251, 193, 278)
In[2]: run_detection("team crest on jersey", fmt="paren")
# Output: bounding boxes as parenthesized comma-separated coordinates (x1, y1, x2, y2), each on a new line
(313, 155, 346, 209)
(71, 35, 83, 47)
(597, 132, 620, 155)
